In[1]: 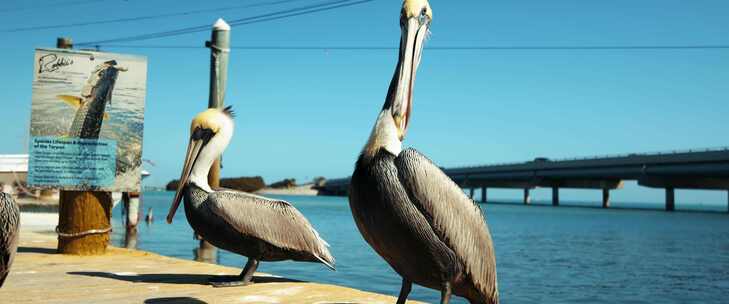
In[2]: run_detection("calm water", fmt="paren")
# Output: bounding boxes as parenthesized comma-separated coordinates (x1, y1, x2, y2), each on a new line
(112, 191, 729, 303)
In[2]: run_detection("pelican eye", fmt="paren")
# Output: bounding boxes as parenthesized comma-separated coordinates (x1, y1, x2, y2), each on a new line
(418, 8, 428, 24)
(191, 127, 216, 144)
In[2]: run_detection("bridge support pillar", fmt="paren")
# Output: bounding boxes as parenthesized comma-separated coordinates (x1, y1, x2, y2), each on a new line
(523, 189, 531, 205)
(602, 188, 610, 208)
(481, 187, 487, 204)
(469, 188, 475, 199)
(552, 187, 559, 206)
(666, 188, 675, 211)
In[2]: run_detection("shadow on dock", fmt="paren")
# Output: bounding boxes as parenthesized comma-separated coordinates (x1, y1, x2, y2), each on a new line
(144, 297, 208, 304)
(68, 271, 301, 285)
(18, 246, 56, 254)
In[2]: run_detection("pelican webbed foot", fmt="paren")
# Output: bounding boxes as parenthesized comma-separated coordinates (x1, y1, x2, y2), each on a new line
(208, 276, 252, 288)
(208, 258, 259, 288)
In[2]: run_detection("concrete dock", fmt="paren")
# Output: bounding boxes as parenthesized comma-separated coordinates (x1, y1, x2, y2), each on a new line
(3, 227, 420, 303)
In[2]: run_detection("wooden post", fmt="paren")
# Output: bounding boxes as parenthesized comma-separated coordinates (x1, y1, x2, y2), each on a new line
(123, 192, 141, 230)
(56, 37, 73, 49)
(469, 188, 475, 199)
(57, 191, 112, 254)
(195, 242, 218, 264)
(602, 188, 610, 208)
(481, 187, 487, 204)
(198, 19, 231, 253)
(666, 187, 675, 211)
(55, 37, 112, 255)
(123, 225, 138, 249)
(523, 188, 531, 205)
(552, 187, 559, 206)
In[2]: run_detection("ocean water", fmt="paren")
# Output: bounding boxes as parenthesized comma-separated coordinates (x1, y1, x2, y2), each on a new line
(112, 191, 729, 303)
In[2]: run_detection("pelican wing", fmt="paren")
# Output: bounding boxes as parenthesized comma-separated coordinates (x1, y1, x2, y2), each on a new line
(0, 193, 19, 288)
(395, 148, 497, 297)
(207, 190, 335, 269)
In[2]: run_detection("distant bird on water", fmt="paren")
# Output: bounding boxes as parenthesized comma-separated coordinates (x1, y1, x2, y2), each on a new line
(145, 207, 154, 223)
(348, 1, 498, 303)
(0, 192, 20, 288)
(166, 107, 335, 287)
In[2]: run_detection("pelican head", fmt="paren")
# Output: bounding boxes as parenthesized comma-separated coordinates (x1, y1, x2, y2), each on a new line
(365, 0, 432, 158)
(166, 106, 235, 224)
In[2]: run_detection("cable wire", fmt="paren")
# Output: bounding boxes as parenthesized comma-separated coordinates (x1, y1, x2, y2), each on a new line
(94, 44, 729, 51)
(2, 0, 310, 33)
(0, 0, 109, 13)
(75, 0, 374, 47)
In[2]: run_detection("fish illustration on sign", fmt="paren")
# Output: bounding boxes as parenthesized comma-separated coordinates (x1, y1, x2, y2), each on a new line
(57, 60, 127, 139)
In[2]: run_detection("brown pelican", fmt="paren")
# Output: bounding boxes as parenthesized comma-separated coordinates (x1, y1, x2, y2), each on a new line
(348, 1, 498, 303)
(167, 107, 335, 287)
(0, 192, 20, 288)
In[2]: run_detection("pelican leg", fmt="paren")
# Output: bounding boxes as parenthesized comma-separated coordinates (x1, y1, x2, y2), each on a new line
(396, 278, 412, 304)
(209, 258, 259, 288)
(239, 258, 259, 283)
(440, 281, 452, 304)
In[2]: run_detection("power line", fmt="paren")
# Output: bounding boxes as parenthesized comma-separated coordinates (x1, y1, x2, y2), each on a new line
(0, 0, 109, 13)
(2, 0, 309, 33)
(94, 44, 729, 51)
(76, 0, 370, 46)
(76, 0, 375, 47)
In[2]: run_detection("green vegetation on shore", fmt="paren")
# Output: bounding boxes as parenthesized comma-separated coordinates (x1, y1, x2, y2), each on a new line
(166, 176, 266, 192)
(268, 178, 297, 189)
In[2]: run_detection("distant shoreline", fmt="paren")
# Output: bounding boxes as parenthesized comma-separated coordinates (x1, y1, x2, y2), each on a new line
(256, 184, 319, 196)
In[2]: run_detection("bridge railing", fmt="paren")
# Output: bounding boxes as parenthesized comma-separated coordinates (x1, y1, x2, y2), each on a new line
(447, 146, 729, 170)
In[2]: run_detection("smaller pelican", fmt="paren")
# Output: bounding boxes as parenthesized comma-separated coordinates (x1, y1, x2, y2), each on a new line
(0, 192, 20, 288)
(167, 106, 335, 287)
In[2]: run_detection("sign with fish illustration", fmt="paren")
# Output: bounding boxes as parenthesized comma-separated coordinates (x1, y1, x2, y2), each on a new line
(28, 48, 147, 192)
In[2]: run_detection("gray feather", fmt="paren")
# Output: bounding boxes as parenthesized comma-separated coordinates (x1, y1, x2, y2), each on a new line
(207, 190, 335, 269)
(395, 148, 498, 301)
(0, 192, 20, 288)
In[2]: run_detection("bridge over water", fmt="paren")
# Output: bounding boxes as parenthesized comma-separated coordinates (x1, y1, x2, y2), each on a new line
(318, 148, 729, 212)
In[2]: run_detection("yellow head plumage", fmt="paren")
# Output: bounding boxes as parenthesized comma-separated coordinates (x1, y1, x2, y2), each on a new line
(403, 0, 432, 20)
(190, 106, 235, 134)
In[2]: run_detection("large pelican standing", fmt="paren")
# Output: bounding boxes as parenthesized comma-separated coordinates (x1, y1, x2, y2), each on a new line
(348, 1, 498, 303)
(167, 107, 335, 287)
(0, 192, 20, 288)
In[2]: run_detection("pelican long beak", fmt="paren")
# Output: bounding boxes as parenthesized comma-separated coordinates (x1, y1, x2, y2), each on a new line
(392, 17, 429, 140)
(166, 138, 205, 224)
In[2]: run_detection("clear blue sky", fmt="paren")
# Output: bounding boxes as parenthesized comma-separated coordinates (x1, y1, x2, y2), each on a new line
(1, 0, 728, 206)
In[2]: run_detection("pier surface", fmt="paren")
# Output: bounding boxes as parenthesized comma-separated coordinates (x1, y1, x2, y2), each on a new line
(4, 230, 420, 304)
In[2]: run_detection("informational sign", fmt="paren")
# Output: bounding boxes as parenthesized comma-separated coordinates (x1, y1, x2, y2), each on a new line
(28, 48, 147, 192)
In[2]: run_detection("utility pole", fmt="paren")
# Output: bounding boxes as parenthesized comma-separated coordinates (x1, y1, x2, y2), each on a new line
(196, 19, 230, 258)
(55, 37, 113, 255)
(205, 18, 230, 188)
